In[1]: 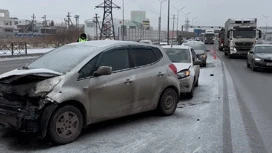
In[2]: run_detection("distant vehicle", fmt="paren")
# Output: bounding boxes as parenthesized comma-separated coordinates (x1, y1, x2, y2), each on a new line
(224, 18, 262, 58)
(183, 41, 208, 67)
(0, 40, 180, 144)
(195, 37, 200, 41)
(160, 42, 168, 46)
(218, 28, 225, 51)
(247, 44, 272, 71)
(163, 45, 201, 98)
(199, 33, 205, 42)
(139, 40, 153, 44)
(204, 29, 215, 44)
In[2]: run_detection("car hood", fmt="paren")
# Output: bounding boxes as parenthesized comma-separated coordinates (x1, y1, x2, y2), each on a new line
(255, 53, 272, 59)
(173, 63, 191, 72)
(0, 68, 62, 81)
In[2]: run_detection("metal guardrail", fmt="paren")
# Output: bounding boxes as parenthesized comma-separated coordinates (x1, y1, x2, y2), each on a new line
(0, 43, 27, 55)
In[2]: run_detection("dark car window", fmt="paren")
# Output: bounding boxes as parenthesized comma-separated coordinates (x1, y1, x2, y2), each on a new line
(78, 54, 100, 78)
(152, 48, 163, 59)
(98, 48, 129, 72)
(255, 46, 272, 53)
(130, 47, 158, 67)
(191, 49, 197, 61)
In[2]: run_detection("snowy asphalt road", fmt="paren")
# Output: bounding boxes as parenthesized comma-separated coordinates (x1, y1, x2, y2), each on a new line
(0, 45, 270, 152)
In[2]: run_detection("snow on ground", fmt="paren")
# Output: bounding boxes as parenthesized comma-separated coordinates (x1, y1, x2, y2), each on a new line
(0, 48, 53, 57)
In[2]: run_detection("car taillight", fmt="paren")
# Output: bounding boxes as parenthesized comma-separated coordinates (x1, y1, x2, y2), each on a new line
(169, 64, 177, 75)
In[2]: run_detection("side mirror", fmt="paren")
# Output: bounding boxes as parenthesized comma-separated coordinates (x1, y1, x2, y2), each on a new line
(227, 31, 230, 38)
(248, 51, 254, 54)
(193, 60, 202, 65)
(259, 30, 262, 38)
(206, 49, 210, 52)
(93, 66, 112, 77)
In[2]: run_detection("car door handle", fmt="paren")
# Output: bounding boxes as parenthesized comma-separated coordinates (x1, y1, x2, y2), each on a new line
(157, 72, 164, 77)
(124, 79, 133, 84)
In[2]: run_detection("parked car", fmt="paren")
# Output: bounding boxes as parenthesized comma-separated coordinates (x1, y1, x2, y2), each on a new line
(247, 44, 272, 71)
(162, 45, 201, 98)
(182, 41, 208, 67)
(139, 40, 153, 44)
(0, 40, 180, 144)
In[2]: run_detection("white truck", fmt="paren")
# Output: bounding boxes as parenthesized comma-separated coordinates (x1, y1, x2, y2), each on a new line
(224, 18, 262, 58)
(204, 29, 215, 44)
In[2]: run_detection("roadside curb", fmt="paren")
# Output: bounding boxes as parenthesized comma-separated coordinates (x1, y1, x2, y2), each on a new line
(0, 53, 44, 58)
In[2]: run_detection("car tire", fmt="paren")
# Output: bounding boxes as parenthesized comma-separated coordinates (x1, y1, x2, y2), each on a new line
(228, 54, 232, 59)
(157, 88, 178, 116)
(224, 52, 228, 56)
(251, 61, 257, 71)
(48, 105, 83, 144)
(247, 60, 250, 68)
(187, 85, 194, 99)
(203, 63, 207, 67)
(195, 79, 199, 87)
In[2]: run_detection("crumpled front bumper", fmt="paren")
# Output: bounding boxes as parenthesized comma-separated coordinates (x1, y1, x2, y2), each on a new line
(179, 77, 193, 93)
(0, 99, 40, 132)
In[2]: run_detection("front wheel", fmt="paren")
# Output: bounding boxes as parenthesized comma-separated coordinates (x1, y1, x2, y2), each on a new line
(251, 61, 257, 71)
(47, 105, 83, 144)
(247, 60, 250, 68)
(157, 88, 179, 116)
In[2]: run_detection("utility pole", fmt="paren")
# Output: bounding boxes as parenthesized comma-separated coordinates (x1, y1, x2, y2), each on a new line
(122, 0, 125, 40)
(96, 0, 120, 39)
(31, 14, 36, 33)
(67, 12, 72, 27)
(172, 15, 176, 39)
(94, 13, 100, 40)
(173, 6, 185, 31)
(167, 0, 170, 44)
(158, 0, 167, 42)
(75, 15, 79, 27)
(42, 15, 47, 34)
(262, 14, 269, 41)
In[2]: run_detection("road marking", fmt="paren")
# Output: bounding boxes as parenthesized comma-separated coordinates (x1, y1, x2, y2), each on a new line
(221, 60, 233, 153)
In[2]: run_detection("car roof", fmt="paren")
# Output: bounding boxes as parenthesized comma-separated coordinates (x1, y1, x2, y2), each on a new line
(183, 41, 205, 45)
(67, 40, 159, 51)
(162, 45, 190, 49)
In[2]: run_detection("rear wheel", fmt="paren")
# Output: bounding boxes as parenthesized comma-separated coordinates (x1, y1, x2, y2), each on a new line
(48, 105, 83, 144)
(157, 88, 178, 116)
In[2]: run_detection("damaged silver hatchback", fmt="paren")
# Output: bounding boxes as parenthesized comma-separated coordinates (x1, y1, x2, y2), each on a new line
(0, 40, 180, 144)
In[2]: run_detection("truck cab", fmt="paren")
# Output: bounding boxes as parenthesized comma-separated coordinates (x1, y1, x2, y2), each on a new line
(224, 19, 262, 58)
(204, 29, 215, 44)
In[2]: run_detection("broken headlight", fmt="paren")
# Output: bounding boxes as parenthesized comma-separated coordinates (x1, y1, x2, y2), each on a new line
(29, 77, 61, 97)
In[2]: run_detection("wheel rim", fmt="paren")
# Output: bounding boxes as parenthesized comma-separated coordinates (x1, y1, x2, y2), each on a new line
(163, 93, 175, 110)
(55, 111, 79, 139)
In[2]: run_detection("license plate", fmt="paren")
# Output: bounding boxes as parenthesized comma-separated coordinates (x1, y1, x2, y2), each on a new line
(266, 63, 272, 66)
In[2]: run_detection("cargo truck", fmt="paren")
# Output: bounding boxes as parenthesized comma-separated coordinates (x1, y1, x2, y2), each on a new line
(204, 29, 215, 44)
(224, 18, 262, 58)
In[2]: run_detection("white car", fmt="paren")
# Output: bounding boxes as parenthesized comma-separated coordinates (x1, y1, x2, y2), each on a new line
(139, 40, 153, 44)
(163, 45, 201, 98)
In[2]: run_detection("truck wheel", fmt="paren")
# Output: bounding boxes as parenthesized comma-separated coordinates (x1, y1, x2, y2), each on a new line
(157, 88, 178, 116)
(48, 105, 83, 144)
(228, 54, 232, 59)
(224, 51, 228, 56)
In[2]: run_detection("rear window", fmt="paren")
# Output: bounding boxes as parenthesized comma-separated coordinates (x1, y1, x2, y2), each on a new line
(164, 48, 191, 63)
(130, 47, 159, 67)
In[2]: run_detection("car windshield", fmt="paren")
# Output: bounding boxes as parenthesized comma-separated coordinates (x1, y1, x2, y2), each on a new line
(205, 34, 214, 37)
(255, 46, 272, 53)
(233, 30, 256, 38)
(27, 45, 97, 73)
(164, 48, 191, 63)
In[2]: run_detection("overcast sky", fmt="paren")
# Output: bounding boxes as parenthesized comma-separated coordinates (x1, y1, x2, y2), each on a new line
(2, 0, 272, 29)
